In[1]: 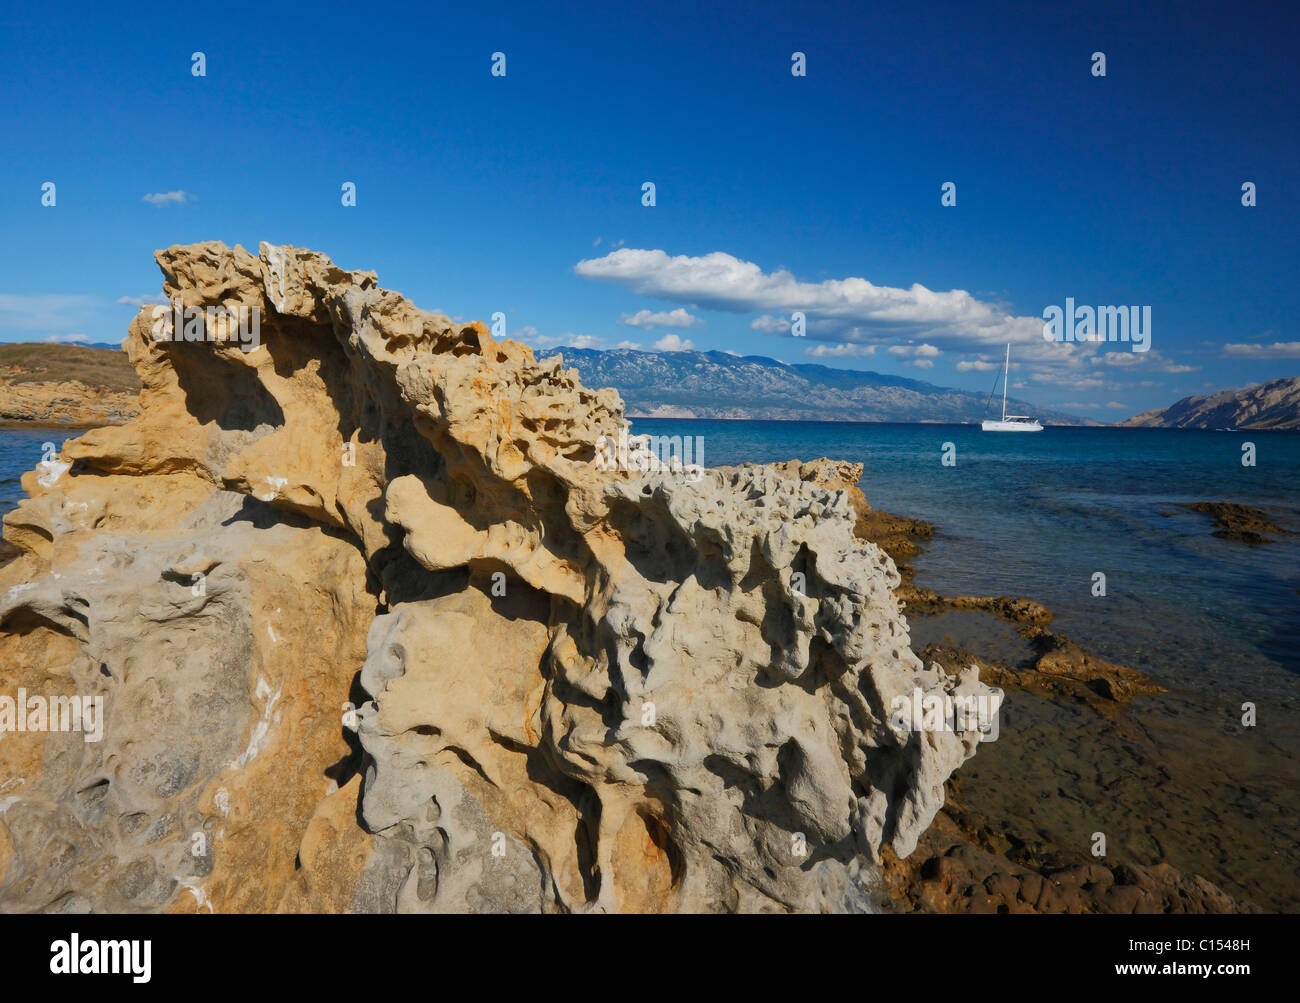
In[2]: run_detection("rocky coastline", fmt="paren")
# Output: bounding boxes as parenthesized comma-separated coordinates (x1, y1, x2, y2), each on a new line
(760, 459, 1258, 913)
(0, 344, 142, 428)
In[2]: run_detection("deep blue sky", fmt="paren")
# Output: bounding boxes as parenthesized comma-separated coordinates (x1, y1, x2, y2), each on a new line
(2, 0, 1295, 419)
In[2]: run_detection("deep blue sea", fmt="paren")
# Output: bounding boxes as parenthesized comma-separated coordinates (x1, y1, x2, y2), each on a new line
(1, 429, 67, 512)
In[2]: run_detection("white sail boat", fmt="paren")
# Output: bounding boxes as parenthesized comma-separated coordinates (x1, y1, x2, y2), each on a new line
(981, 343, 1043, 432)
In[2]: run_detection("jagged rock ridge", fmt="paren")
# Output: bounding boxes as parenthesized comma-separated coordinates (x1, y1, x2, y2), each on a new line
(0, 242, 997, 913)
(1120, 376, 1300, 429)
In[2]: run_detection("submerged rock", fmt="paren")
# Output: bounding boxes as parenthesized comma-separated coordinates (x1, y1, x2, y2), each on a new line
(1178, 500, 1289, 544)
(0, 242, 998, 913)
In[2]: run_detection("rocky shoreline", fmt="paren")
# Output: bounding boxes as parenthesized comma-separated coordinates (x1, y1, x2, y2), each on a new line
(868, 516, 1260, 912)
(1177, 501, 1290, 545)
(759, 459, 1259, 912)
(0, 344, 142, 428)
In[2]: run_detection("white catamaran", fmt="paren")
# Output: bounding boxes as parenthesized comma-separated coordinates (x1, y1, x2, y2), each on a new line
(981, 343, 1043, 432)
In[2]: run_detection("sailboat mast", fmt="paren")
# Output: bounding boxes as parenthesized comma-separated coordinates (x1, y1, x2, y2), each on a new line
(1002, 343, 1009, 421)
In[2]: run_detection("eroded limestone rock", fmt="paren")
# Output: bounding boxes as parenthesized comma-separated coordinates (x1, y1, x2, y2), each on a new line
(0, 242, 997, 913)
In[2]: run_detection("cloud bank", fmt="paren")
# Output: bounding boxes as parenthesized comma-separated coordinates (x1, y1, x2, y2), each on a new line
(575, 247, 1204, 389)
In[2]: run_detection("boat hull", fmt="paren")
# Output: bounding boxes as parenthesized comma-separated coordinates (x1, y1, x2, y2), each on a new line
(981, 420, 1043, 432)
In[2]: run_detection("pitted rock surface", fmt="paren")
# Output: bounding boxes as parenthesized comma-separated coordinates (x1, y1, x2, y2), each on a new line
(0, 242, 996, 912)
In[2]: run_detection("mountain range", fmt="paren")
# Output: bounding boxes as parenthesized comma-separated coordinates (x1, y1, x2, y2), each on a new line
(10, 340, 1294, 430)
(549, 347, 1092, 425)
(1119, 376, 1300, 430)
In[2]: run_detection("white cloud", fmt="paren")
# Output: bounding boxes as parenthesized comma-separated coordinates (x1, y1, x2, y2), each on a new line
(142, 190, 195, 206)
(117, 294, 165, 307)
(653, 334, 694, 352)
(614, 340, 642, 350)
(1222, 341, 1300, 359)
(1060, 402, 1102, 409)
(908, 359, 934, 369)
(803, 343, 878, 359)
(520, 327, 605, 350)
(620, 308, 702, 330)
(573, 247, 1213, 392)
(750, 315, 791, 334)
(538, 333, 604, 349)
(43, 333, 91, 344)
(889, 343, 940, 358)
(575, 247, 1057, 358)
(1031, 373, 1111, 391)
(1104, 401, 1128, 408)
(1099, 350, 1196, 373)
